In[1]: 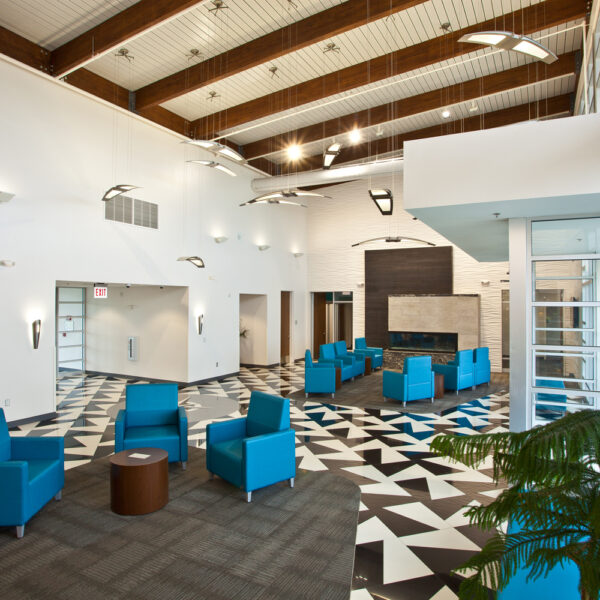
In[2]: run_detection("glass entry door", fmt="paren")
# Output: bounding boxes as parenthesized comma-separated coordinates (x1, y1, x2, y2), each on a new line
(56, 287, 86, 373)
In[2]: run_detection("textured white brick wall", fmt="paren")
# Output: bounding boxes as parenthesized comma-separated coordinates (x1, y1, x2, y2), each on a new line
(306, 176, 508, 371)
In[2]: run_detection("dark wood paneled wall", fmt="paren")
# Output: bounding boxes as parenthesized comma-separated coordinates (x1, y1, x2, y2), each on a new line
(365, 247, 453, 348)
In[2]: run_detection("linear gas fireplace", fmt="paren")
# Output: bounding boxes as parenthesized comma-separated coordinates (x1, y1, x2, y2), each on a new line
(389, 331, 458, 353)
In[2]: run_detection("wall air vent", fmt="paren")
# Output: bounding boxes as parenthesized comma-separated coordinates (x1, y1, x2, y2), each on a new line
(104, 195, 158, 230)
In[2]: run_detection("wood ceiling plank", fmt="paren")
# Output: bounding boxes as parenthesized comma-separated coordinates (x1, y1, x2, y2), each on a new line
(50, 0, 204, 77)
(281, 94, 572, 173)
(243, 51, 577, 158)
(135, 0, 429, 110)
(192, 0, 586, 137)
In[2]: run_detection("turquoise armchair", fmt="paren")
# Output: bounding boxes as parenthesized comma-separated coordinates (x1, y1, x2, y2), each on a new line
(0, 408, 64, 538)
(354, 337, 383, 369)
(206, 391, 296, 502)
(334, 341, 365, 377)
(115, 383, 188, 468)
(319, 343, 354, 381)
(304, 350, 336, 399)
(473, 346, 491, 386)
(383, 356, 435, 406)
(433, 350, 475, 394)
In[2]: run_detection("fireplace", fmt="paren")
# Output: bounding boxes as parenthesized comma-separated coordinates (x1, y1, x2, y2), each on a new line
(389, 331, 458, 353)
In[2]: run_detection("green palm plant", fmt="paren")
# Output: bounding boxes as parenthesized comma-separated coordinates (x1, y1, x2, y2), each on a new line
(430, 410, 600, 600)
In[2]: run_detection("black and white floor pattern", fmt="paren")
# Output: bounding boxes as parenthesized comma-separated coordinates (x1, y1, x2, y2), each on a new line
(10, 366, 509, 600)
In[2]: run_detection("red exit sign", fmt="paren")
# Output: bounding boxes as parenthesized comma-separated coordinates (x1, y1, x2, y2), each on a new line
(94, 286, 108, 299)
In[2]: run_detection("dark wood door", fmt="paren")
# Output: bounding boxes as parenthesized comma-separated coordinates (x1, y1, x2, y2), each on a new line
(280, 291, 291, 363)
(313, 292, 327, 359)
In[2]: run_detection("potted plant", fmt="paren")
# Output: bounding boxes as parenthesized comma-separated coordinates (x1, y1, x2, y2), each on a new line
(430, 410, 600, 600)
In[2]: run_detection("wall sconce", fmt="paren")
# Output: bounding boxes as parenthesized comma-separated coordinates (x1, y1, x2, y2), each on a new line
(481, 280, 491, 286)
(257, 245, 270, 251)
(197, 314, 204, 335)
(293, 252, 304, 258)
(214, 236, 228, 243)
(0, 191, 15, 203)
(32, 319, 41, 349)
(0, 260, 16, 267)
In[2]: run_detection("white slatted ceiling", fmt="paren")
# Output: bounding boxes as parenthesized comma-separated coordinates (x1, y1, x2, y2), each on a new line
(266, 73, 575, 162)
(84, 0, 341, 89)
(220, 20, 581, 145)
(0, 0, 138, 50)
(160, 0, 546, 120)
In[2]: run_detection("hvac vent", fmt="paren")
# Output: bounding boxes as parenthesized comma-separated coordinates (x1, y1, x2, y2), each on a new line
(105, 196, 158, 229)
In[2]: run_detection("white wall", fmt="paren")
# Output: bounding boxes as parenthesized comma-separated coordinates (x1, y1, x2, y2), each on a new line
(86, 284, 188, 382)
(306, 175, 508, 371)
(0, 57, 308, 422)
(239, 294, 268, 365)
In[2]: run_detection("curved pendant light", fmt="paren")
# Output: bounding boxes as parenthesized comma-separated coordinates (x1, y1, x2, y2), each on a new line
(183, 139, 245, 162)
(240, 189, 330, 207)
(187, 160, 236, 177)
(459, 31, 558, 64)
(177, 256, 205, 268)
(351, 236, 435, 248)
(102, 184, 140, 202)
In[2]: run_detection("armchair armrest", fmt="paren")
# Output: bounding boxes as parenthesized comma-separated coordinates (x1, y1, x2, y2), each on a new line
(319, 357, 343, 369)
(367, 346, 383, 353)
(0, 462, 27, 522)
(243, 429, 296, 491)
(11, 436, 64, 461)
(115, 409, 126, 453)
(382, 370, 407, 399)
(312, 363, 335, 369)
(178, 406, 188, 463)
(207, 417, 247, 445)
(353, 348, 377, 359)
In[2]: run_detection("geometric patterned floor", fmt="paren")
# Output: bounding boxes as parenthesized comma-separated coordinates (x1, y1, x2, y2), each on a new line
(9, 365, 509, 600)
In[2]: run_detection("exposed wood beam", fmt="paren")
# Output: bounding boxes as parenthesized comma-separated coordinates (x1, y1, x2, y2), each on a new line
(0, 25, 51, 72)
(281, 94, 572, 173)
(135, 0, 429, 111)
(51, 0, 204, 77)
(62, 68, 130, 110)
(244, 52, 576, 159)
(193, 0, 587, 138)
(247, 157, 280, 176)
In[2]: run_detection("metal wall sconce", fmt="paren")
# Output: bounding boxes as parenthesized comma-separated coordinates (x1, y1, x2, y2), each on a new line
(257, 245, 270, 251)
(0, 260, 16, 267)
(0, 191, 15, 203)
(369, 189, 393, 215)
(197, 314, 204, 334)
(177, 256, 206, 268)
(293, 252, 304, 258)
(214, 236, 228, 243)
(102, 185, 140, 202)
(32, 319, 41, 349)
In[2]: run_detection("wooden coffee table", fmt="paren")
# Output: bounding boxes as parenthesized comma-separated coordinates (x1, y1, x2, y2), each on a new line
(110, 447, 169, 515)
(434, 373, 445, 400)
(364, 356, 372, 375)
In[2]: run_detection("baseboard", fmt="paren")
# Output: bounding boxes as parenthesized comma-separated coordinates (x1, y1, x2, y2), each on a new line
(240, 362, 280, 369)
(8, 412, 58, 427)
(185, 371, 240, 386)
(82, 369, 242, 388)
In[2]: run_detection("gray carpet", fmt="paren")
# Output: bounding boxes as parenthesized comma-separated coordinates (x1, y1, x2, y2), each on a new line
(0, 448, 359, 600)
(292, 370, 508, 412)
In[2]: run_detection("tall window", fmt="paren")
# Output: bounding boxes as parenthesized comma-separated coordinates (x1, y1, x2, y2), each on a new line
(530, 218, 600, 424)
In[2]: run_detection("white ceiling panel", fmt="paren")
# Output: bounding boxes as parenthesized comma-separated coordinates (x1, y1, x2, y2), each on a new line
(0, 0, 139, 50)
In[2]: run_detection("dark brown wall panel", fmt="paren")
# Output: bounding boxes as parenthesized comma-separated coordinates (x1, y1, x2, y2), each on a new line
(365, 247, 453, 348)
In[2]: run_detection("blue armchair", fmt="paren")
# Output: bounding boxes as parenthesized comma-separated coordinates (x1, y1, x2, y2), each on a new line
(354, 337, 383, 369)
(535, 379, 567, 419)
(383, 356, 435, 406)
(473, 347, 491, 386)
(304, 350, 336, 399)
(0, 408, 64, 538)
(319, 343, 354, 382)
(115, 383, 188, 468)
(433, 350, 475, 394)
(334, 341, 365, 377)
(206, 391, 296, 502)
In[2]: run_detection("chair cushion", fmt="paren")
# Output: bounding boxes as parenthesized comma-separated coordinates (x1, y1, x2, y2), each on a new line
(209, 439, 244, 487)
(124, 424, 179, 443)
(0, 409, 10, 461)
(27, 459, 58, 483)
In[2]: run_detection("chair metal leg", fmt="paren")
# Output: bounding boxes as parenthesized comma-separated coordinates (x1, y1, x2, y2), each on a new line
(305, 393, 308, 398)
(403, 401, 406, 407)
(352, 377, 355, 381)
(16, 525, 24, 539)
(383, 397, 387, 402)
(431, 397, 434, 403)
(331, 393, 334, 399)
(54, 490, 62, 501)
(472, 385, 476, 391)
(181, 461, 187, 470)
(289, 477, 295, 488)
(209, 471, 214, 479)
(246, 491, 252, 503)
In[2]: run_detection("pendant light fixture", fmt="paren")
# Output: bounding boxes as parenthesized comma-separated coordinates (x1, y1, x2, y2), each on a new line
(240, 189, 330, 207)
(102, 185, 140, 202)
(351, 236, 435, 248)
(183, 139, 245, 162)
(323, 142, 342, 169)
(186, 160, 236, 176)
(177, 256, 206, 268)
(369, 189, 393, 215)
(458, 31, 558, 64)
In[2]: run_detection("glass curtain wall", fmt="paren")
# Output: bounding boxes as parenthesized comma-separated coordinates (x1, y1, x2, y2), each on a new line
(575, 0, 600, 115)
(530, 218, 600, 424)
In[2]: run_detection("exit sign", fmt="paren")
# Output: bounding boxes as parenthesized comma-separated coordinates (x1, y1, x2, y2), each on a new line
(94, 286, 108, 299)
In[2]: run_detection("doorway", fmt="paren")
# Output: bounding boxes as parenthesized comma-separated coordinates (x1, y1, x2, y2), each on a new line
(56, 286, 86, 373)
(239, 294, 268, 367)
(312, 292, 353, 358)
(280, 291, 291, 364)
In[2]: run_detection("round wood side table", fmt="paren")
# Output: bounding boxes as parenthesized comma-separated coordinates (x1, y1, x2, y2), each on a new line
(110, 447, 169, 515)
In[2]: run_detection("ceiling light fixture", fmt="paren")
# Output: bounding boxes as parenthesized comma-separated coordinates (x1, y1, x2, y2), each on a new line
(187, 160, 236, 176)
(459, 31, 558, 64)
(469, 101, 479, 113)
(208, 0, 229, 15)
(349, 128, 361, 144)
(0, 191, 15, 203)
(368, 189, 393, 215)
(323, 142, 342, 169)
(102, 185, 140, 202)
(214, 236, 228, 243)
(206, 90, 221, 101)
(323, 42, 341, 54)
(441, 109, 451, 119)
(177, 256, 206, 268)
(287, 144, 302, 161)
(351, 236, 436, 248)
(240, 189, 330, 207)
(183, 140, 245, 163)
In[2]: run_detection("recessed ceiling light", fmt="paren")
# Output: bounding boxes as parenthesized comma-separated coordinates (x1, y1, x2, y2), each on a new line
(287, 144, 302, 161)
(349, 128, 361, 144)
(441, 109, 451, 119)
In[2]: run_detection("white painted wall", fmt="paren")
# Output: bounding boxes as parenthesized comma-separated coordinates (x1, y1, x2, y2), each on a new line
(0, 57, 308, 422)
(86, 284, 188, 382)
(306, 175, 508, 371)
(239, 294, 268, 366)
